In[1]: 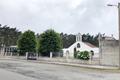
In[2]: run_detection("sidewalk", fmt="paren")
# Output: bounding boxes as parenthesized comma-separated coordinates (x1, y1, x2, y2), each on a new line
(0, 56, 119, 70)
(40, 61, 118, 70)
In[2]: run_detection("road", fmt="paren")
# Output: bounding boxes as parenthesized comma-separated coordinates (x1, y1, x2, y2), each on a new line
(0, 59, 120, 80)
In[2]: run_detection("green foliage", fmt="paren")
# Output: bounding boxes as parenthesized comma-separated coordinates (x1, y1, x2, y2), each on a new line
(60, 33, 76, 48)
(38, 29, 63, 56)
(76, 51, 90, 60)
(0, 24, 21, 46)
(17, 30, 37, 55)
(82, 33, 99, 47)
(60, 33, 99, 48)
(74, 51, 79, 58)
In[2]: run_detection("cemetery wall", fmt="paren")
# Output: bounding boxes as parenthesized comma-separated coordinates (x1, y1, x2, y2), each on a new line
(100, 40, 119, 66)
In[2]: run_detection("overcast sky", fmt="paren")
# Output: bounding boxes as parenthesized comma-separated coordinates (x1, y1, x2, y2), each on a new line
(0, 0, 120, 38)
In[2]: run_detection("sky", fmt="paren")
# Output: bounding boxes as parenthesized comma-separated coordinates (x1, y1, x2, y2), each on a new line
(0, 0, 120, 38)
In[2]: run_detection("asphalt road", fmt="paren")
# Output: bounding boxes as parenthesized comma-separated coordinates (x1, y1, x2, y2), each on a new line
(0, 59, 120, 80)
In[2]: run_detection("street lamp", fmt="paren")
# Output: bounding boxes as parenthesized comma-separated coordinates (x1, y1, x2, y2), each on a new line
(107, 4, 118, 7)
(107, 3, 120, 68)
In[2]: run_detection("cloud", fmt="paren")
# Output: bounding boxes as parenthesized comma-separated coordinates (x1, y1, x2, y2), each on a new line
(0, 0, 119, 38)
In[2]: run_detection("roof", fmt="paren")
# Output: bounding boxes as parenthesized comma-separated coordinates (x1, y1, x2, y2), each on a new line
(83, 42, 97, 48)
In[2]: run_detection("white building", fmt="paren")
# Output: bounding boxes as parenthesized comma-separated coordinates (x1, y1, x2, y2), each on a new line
(63, 33, 99, 58)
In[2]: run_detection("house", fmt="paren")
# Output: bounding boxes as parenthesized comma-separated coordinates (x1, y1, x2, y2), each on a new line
(63, 33, 99, 58)
(0, 45, 17, 56)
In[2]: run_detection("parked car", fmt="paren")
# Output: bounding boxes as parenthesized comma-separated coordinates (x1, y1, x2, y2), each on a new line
(26, 52, 37, 60)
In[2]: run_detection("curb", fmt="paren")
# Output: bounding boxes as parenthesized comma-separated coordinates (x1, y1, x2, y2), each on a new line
(36, 61, 119, 70)
(0, 58, 119, 70)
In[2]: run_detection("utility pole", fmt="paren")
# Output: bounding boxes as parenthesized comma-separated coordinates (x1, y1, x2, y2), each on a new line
(98, 33, 101, 65)
(118, 3, 120, 69)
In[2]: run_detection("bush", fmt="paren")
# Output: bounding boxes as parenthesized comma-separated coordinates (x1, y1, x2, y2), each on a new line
(77, 51, 90, 60)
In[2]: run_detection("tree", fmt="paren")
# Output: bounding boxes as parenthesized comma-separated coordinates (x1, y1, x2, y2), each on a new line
(38, 29, 62, 56)
(17, 30, 37, 55)
(60, 33, 99, 48)
(0, 24, 21, 46)
(82, 33, 99, 47)
(60, 33, 76, 48)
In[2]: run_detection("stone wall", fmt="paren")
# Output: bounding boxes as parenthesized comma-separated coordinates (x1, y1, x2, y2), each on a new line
(100, 40, 119, 66)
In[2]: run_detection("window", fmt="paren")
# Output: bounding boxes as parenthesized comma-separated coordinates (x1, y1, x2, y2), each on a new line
(77, 43, 80, 48)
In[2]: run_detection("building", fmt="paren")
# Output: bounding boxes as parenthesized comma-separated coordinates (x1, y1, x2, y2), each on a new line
(63, 33, 99, 58)
(0, 45, 17, 56)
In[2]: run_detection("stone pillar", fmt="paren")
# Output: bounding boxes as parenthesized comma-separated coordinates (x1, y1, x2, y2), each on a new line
(3, 47, 5, 56)
(50, 52, 53, 58)
(26, 52, 28, 60)
(10, 52, 13, 56)
(89, 52, 92, 64)
(66, 50, 69, 62)
(0, 48, 2, 56)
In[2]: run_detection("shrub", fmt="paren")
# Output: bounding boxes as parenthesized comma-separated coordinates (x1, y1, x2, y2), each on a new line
(77, 51, 90, 60)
